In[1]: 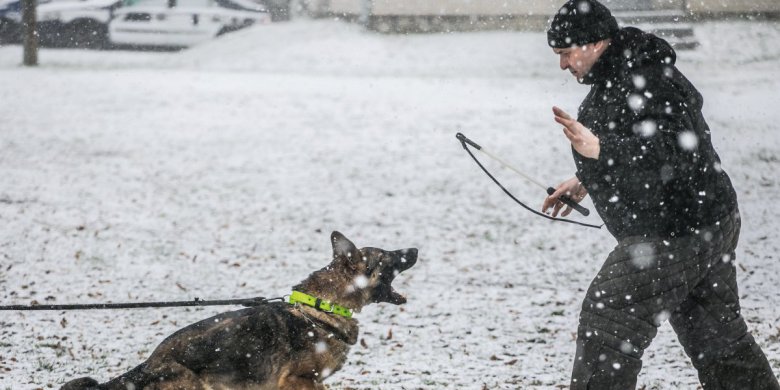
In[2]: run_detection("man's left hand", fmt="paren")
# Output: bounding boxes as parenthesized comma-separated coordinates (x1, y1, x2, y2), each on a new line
(553, 106, 600, 160)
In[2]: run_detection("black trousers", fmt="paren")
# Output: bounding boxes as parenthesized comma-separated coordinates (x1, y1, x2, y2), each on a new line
(570, 210, 780, 389)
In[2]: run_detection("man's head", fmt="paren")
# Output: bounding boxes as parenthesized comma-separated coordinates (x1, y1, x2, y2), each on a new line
(547, 0, 618, 80)
(553, 41, 611, 80)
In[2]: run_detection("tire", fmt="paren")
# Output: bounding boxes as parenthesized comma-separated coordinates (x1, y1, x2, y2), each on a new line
(216, 20, 254, 37)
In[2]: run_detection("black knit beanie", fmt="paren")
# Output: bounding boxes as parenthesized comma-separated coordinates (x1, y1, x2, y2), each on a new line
(547, 0, 619, 48)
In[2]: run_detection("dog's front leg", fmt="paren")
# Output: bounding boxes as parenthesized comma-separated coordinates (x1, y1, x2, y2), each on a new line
(278, 376, 325, 390)
(277, 368, 326, 390)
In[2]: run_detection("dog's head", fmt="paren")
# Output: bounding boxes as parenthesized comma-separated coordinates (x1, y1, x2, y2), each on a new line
(294, 231, 418, 311)
(329, 231, 417, 306)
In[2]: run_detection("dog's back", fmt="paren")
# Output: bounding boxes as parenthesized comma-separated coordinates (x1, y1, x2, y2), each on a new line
(63, 303, 304, 389)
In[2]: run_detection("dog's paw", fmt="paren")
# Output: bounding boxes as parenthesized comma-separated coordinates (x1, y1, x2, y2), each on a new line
(60, 377, 100, 390)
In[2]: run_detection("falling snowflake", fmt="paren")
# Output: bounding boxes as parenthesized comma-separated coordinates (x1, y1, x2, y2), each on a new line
(632, 75, 646, 89)
(628, 243, 656, 269)
(354, 275, 369, 288)
(627, 94, 645, 112)
(653, 310, 671, 326)
(634, 120, 657, 137)
(678, 131, 699, 150)
(577, 1, 591, 13)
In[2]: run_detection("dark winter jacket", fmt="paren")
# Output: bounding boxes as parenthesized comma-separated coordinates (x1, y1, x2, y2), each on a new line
(574, 27, 737, 239)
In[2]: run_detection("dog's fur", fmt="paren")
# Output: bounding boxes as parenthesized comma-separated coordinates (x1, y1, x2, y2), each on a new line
(61, 231, 417, 390)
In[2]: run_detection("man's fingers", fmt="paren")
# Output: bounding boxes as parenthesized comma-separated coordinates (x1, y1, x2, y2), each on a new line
(561, 206, 573, 217)
(553, 115, 574, 128)
(543, 191, 564, 214)
(542, 196, 555, 213)
(562, 127, 576, 142)
(552, 106, 572, 120)
(552, 201, 564, 217)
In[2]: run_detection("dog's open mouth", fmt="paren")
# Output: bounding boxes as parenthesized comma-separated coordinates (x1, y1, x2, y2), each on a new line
(381, 248, 418, 305)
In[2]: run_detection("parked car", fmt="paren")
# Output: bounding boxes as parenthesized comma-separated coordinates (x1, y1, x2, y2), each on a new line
(109, 0, 270, 48)
(0, 0, 26, 43)
(1, 0, 120, 47)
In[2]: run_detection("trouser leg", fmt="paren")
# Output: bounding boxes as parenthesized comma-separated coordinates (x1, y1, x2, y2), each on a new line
(669, 244, 780, 389)
(571, 211, 779, 389)
(570, 234, 709, 389)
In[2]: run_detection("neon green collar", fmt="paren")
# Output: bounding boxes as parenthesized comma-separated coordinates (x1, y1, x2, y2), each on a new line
(288, 290, 353, 319)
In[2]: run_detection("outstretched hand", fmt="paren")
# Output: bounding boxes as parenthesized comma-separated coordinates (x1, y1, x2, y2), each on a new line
(553, 106, 600, 160)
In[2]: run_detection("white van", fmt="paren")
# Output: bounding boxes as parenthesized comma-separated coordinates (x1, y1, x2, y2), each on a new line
(109, 0, 270, 48)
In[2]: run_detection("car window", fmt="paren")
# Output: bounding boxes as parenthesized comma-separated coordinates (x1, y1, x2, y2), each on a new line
(214, 0, 260, 11)
(123, 0, 166, 6)
(172, 0, 213, 7)
(124, 11, 150, 20)
(125, 0, 209, 7)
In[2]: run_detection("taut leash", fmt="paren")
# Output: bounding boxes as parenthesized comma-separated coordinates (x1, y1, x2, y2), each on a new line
(0, 296, 283, 311)
(456, 132, 602, 229)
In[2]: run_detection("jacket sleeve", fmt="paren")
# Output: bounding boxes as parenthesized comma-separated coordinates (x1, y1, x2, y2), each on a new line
(594, 67, 699, 176)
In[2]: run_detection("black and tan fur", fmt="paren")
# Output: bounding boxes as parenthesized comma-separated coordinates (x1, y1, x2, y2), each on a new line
(61, 231, 417, 390)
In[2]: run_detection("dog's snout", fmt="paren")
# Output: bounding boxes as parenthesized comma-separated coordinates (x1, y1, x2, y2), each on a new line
(396, 248, 417, 271)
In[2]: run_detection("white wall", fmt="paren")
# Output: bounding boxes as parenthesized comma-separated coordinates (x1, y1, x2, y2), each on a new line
(687, 0, 780, 14)
(325, 0, 780, 16)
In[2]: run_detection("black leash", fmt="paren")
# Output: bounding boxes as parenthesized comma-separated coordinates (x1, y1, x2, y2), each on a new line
(0, 296, 285, 311)
(456, 133, 602, 229)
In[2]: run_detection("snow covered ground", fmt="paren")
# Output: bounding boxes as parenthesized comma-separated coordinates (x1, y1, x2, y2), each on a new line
(0, 19, 779, 389)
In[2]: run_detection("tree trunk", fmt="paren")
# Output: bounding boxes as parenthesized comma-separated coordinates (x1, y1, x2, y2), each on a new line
(22, 0, 37, 66)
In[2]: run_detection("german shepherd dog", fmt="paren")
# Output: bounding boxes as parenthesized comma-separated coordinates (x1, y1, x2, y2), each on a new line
(61, 231, 417, 390)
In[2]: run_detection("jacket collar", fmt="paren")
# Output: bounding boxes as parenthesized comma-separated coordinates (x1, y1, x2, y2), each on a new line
(581, 39, 621, 85)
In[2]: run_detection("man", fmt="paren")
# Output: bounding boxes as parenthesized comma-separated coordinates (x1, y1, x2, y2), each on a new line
(541, 0, 780, 388)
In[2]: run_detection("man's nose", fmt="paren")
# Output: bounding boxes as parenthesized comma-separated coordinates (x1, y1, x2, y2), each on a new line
(559, 56, 568, 70)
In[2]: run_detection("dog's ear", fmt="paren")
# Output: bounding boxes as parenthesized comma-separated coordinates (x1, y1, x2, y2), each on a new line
(331, 231, 359, 266)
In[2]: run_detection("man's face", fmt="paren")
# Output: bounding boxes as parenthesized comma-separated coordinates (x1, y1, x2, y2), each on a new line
(553, 43, 604, 81)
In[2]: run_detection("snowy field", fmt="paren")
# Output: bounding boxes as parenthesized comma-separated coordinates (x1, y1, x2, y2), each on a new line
(1, 19, 779, 389)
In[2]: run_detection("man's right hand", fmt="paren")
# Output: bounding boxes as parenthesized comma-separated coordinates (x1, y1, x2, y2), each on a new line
(542, 176, 588, 217)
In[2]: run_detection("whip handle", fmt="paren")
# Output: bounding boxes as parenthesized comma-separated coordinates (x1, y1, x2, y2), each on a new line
(547, 187, 590, 216)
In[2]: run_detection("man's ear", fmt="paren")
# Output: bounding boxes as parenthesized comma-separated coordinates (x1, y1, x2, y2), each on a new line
(331, 231, 359, 265)
(593, 38, 611, 53)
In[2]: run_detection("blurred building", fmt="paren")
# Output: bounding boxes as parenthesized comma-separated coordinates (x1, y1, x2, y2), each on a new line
(306, 0, 780, 32)
(301, 0, 779, 50)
